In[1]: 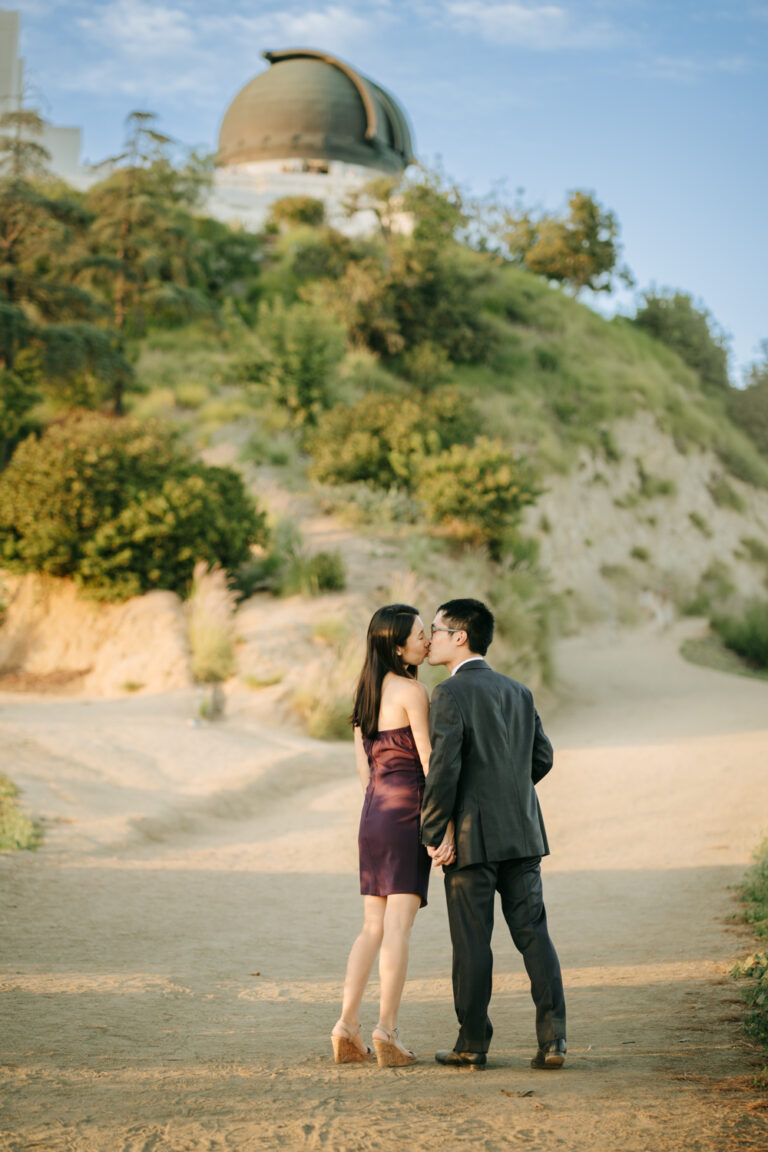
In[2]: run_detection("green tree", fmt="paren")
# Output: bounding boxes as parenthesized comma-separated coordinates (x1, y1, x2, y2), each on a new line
(0, 109, 132, 421)
(0, 411, 266, 599)
(267, 196, 325, 229)
(308, 389, 479, 490)
(415, 437, 538, 559)
(504, 190, 631, 294)
(711, 601, 768, 669)
(632, 289, 730, 390)
(318, 168, 494, 364)
(0, 364, 40, 467)
(79, 112, 213, 410)
(243, 298, 346, 427)
(729, 341, 768, 454)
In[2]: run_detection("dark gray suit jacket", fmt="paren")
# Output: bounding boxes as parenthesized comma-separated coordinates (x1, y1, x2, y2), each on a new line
(420, 660, 553, 868)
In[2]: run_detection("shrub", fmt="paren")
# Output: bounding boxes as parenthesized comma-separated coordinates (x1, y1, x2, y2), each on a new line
(729, 352, 768, 456)
(689, 511, 713, 538)
(308, 390, 479, 491)
(174, 380, 209, 409)
(630, 546, 651, 562)
(0, 367, 41, 466)
(244, 298, 345, 428)
(318, 482, 421, 526)
(400, 341, 453, 392)
(415, 437, 538, 560)
(741, 537, 768, 564)
(232, 519, 346, 598)
(708, 473, 746, 512)
(299, 551, 346, 594)
(711, 601, 768, 669)
(0, 411, 266, 599)
(683, 559, 736, 616)
(632, 289, 730, 391)
(268, 196, 326, 228)
(731, 840, 768, 1077)
(0, 773, 41, 851)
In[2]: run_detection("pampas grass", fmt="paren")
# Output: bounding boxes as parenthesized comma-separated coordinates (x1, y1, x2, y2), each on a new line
(187, 562, 237, 696)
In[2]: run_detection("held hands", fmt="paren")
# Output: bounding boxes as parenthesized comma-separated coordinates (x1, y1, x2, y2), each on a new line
(427, 820, 456, 867)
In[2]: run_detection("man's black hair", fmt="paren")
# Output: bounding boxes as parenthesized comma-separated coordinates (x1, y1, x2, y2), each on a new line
(438, 598, 494, 656)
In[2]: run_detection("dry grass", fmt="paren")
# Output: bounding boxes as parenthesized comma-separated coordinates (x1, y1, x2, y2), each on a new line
(187, 562, 237, 685)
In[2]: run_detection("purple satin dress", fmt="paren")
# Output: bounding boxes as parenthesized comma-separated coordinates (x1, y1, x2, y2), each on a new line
(359, 725, 431, 908)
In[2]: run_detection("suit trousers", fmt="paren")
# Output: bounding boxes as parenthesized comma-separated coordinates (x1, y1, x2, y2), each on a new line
(444, 855, 566, 1053)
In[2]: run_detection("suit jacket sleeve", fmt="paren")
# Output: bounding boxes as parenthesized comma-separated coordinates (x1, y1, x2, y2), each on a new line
(420, 683, 464, 847)
(531, 708, 554, 784)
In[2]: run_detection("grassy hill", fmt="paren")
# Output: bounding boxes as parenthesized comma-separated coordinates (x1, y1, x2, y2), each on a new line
(119, 255, 768, 713)
(3, 168, 767, 728)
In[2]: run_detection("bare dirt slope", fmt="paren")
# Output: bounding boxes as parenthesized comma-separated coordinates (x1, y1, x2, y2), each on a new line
(1, 622, 767, 1151)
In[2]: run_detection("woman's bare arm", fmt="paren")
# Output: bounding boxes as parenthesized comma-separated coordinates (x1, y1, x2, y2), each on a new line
(402, 680, 431, 773)
(354, 726, 370, 791)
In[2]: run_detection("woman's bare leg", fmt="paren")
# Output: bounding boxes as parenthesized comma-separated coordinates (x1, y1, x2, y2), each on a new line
(377, 893, 421, 1033)
(335, 896, 386, 1049)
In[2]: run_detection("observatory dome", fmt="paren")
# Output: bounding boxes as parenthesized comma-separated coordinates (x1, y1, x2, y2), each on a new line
(217, 50, 415, 175)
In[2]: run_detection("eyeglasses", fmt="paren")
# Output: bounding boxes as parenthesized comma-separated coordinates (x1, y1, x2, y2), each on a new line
(430, 625, 459, 637)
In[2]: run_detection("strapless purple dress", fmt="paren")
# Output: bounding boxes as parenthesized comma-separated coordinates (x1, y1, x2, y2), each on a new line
(359, 725, 431, 908)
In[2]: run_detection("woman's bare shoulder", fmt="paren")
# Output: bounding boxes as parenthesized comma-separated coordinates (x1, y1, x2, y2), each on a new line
(383, 673, 427, 700)
(396, 677, 429, 705)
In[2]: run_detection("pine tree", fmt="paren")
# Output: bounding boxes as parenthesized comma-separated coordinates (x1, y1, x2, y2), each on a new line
(79, 112, 213, 411)
(0, 109, 131, 456)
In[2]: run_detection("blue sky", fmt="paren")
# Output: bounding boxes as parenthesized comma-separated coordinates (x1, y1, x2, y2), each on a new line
(11, 0, 768, 377)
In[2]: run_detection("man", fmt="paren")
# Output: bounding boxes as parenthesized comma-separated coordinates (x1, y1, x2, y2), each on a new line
(421, 598, 566, 1070)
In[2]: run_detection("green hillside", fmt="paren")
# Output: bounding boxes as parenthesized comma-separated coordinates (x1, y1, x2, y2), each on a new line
(2, 141, 768, 704)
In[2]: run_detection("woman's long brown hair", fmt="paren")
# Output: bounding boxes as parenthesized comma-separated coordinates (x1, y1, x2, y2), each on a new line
(351, 604, 419, 740)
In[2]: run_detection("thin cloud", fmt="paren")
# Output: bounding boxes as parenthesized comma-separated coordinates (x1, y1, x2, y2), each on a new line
(78, 0, 196, 59)
(63, 1, 391, 103)
(643, 52, 756, 82)
(60, 0, 389, 105)
(441, 1, 622, 50)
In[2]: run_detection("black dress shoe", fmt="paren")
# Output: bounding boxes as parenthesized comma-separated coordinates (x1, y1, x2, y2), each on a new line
(435, 1049, 487, 1067)
(531, 1039, 566, 1069)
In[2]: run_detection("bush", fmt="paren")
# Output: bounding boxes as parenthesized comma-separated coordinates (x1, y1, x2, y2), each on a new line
(0, 411, 266, 599)
(729, 350, 768, 456)
(689, 511, 713, 538)
(415, 437, 538, 560)
(683, 559, 736, 616)
(400, 341, 453, 392)
(708, 473, 746, 512)
(299, 551, 346, 594)
(0, 773, 41, 851)
(632, 289, 730, 391)
(233, 519, 346, 598)
(243, 298, 345, 427)
(711, 601, 768, 669)
(741, 537, 768, 564)
(268, 196, 325, 228)
(0, 367, 41, 466)
(630, 546, 651, 562)
(731, 839, 768, 1077)
(318, 482, 421, 527)
(308, 389, 479, 491)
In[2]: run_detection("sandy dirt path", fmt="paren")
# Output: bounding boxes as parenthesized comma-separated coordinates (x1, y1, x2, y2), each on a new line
(1, 622, 768, 1151)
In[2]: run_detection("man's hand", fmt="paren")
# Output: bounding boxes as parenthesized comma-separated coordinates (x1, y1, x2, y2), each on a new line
(427, 821, 456, 867)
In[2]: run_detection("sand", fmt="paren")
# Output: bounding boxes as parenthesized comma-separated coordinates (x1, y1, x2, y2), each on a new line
(1, 620, 767, 1151)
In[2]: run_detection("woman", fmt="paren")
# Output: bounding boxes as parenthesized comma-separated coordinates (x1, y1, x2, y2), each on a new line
(331, 604, 455, 1067)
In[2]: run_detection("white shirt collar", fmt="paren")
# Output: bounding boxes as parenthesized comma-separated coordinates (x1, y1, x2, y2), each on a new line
(450, 656, 485, 677)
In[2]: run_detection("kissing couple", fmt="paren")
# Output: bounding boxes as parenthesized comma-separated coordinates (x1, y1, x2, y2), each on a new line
(331, 598, 567, 1071)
